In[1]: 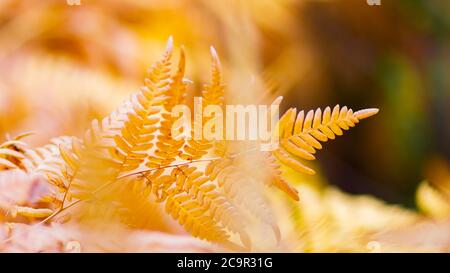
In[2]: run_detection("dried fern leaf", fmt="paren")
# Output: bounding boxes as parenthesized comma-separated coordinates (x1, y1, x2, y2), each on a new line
(164, 190, 230, 243)
(147, 47, 187, 167)
(17, 137, 75, 204)
(271, 105, 378, 200)
(49, 40, 245, 249)
(169, 165, 251, 249)
(274, 105, 378, 174)
(181, 47, 224, 160)
(263, 152, 299, 201)
(65, 38, 175, 199)
(11, 206, 53, 219)
(206, 158, 280, 243)
(0, 133, 30, 170)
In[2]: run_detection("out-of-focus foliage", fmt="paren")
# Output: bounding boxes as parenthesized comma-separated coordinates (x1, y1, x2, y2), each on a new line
(371, 158, 450, 252)
(271, 169, 420, 252)
(416, 157, 450, 219)
(0, 223, 215, 252)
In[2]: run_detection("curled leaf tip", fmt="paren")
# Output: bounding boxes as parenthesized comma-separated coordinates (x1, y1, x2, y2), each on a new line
(210, 46, 221, 68)
(272, 96, 283, 106)
(165, 36, 174, 52)
(354, 108, 379, 120)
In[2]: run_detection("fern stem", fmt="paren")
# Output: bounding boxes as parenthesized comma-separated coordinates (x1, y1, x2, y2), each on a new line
(117, 157, 222, 180)
(118, 146, 261, 180)
(60, 169, 78, 210)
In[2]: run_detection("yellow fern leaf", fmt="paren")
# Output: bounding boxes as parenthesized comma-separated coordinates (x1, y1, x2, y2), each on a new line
(269, 105, 378, 200)
(164, 190, 230, 243)
(149, 47, 187, 167)
(0, 133, 30, 170)
(274, 105, 378, 174)
(181, 47, 224, 161)
(206, 158, 280, 243)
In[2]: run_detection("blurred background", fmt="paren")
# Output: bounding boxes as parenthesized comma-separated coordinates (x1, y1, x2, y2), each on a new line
(0, 0, 449, 208)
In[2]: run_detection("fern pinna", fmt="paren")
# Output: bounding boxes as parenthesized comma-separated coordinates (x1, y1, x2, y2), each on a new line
(1, 37, 378, 250)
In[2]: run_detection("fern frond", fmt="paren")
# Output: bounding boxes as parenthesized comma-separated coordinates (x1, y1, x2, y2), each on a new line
(202, 47, 225, 106)
(64, 38, 175, 199)
(113, 37, 174, 171)
(263, 152, 300, 201)
(148, 47, 187, 168)
(164, 190, 230, 244)
(19, 137, 75, 199)
(48, 40, 246, 249)
(0, 133, 29, 170)
(0, 153, 20, 169)
(181, 47, 224, 160)
(114, 180, 180, 232)
(206, 158, 280, 243)
(274, 105, 379, 176)
(33, 39, 378, 251)
(169, 165, 251, 248)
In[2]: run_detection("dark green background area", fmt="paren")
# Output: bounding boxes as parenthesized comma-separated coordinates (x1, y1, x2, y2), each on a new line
(284, 0, 450, 207)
